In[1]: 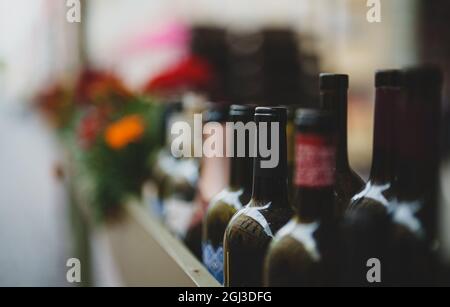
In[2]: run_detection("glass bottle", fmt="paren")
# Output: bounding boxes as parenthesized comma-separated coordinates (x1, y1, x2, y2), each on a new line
(202, 105, 255, 284)
(319, 73, 365, 216)
(264, 109, 339, 286)
(223, 107, 293, 287)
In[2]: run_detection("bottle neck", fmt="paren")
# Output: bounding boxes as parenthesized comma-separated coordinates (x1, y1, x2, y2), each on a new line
(252, 176, 289, 205)
(228, 119, 254, 193)
(320, 90, 350, 171)
(252, 121, 289, 206)
(395, 88, 441, 201)
(229, 155, 253, 193)
(369, 87, 400, 185)
(293, 132, 336, 222)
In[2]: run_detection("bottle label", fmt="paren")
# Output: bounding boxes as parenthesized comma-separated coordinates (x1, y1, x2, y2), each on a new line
(295, 134, 335, 188)
(202, 242, 224, 284)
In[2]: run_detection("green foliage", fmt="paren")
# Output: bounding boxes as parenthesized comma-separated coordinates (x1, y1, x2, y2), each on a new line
(81, 97, 164, 220)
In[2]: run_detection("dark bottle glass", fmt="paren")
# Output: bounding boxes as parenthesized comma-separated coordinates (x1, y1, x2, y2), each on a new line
(223, 107, 293, 287)
(151, 101, 184, 216)
(438, 93, 450, 284)
(264, 109, 339, 286)
(388, 66, 443, 285)
(202, 105, 255, 284)
(261, 29, 303, 107)
(286, 106, 297, 203)
(439, 113, 450, 287)
(319, 74, 365, 216)
(184, 103, 230, 260)
(343, 70, 404, 285)
(158, 96, 203, 237)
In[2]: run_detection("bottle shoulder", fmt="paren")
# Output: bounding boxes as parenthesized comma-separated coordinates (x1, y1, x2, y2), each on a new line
(205, 188, 250, 222)
(204, 189, 250, 246)
(225, 204, 275, 240)
(207, 188, 247, 215)
(225, 197, 293, 238)
(270, 219, 322, 262)
(349, 181, 393, 211)
(389, 198, 427, 240)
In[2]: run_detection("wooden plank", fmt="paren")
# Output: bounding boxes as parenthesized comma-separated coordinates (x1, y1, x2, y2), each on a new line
(104, 202, 221, 287)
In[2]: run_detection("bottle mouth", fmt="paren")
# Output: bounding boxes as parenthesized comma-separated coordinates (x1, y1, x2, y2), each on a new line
(320, 73, 349, 91)
(203, 103, 230, 123)
(403, 65, 443, 89)
(255, 106, 287, 122)
(229, 104, 256, 120)
(375, 69, 403, 88)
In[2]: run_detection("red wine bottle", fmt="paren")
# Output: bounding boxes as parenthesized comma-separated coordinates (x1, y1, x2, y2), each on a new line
(264, 109, 339, 286)
(223, 107, 293, 287)
(389, 66, 443, 285)
(343, 70, 404, 285)
(319, 74, 365, 216)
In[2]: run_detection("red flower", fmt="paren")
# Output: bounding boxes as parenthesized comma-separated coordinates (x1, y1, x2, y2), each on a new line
(74, 69, 133, 106)
(77, 107, 110, 149)
(143, 55, 214, 95)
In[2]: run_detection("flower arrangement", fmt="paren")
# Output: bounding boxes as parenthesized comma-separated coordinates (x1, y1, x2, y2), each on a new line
(35, 68, 164, 220)
(34, 49, 216, 220)
(77, 96, 163, 219)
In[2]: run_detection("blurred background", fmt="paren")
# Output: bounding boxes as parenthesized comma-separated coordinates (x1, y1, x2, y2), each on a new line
(0, 0, 449, 286)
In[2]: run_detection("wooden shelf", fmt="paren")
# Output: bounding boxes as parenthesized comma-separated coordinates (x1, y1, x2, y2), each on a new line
(64, 141, 220, 287)
(67, 166, 220, 286)
(102, 202, 221, 287)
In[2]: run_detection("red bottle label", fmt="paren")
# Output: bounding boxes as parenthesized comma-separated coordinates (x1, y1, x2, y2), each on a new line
(295, 134, 335, 188)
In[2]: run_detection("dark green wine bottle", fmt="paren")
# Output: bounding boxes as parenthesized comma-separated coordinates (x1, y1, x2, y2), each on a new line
(184, 103, 230, 260)
(202, 105, 255, 284)
(223, 107, 293, 287)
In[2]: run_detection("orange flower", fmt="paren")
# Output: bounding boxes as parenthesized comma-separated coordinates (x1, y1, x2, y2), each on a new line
(105, 115, 146, 150)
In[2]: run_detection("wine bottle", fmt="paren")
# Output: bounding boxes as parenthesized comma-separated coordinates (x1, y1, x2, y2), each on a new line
(159, 94, 204, 237)
(223, 107, 293, 287)
(343, 70, 404, 285)
(286, 106, 297, 204)
(151, 101, 183, 216)
(202, 105, 255, 284)
(438, 96, 450, 285)
(389, 66, 443, 285)
(184, 103, 230, 260)
(320, 74, 365, 216)
(264, 109, 339, 286)
(439, 113, 450, 287)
